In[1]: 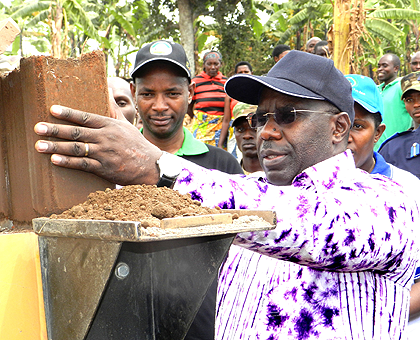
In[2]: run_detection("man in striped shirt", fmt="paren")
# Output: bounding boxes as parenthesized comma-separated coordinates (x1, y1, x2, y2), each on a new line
(35, 51, 419, 339)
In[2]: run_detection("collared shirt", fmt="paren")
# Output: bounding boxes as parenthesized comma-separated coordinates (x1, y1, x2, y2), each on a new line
(173, 150, 419, 340)
(379, 128, 420, 179)
(376, 78, 412, 151)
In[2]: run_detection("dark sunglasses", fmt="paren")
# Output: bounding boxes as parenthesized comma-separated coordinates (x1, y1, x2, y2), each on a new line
(246, 107, 326, 129)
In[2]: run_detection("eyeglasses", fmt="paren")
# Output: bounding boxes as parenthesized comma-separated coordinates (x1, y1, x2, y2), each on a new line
(246, 107, 327, 129)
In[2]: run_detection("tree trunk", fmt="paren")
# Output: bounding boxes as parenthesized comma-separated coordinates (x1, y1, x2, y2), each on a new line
(51, 1, 64, 58)
(333, 0, 351, 74)
(177, 0, 196, 76)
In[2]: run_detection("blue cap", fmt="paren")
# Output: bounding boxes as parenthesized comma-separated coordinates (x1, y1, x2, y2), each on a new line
(225, 50, 355, 123)
(345, 74, 383, 116)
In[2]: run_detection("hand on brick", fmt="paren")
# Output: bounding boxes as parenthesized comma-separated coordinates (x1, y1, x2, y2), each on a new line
(34, 105, 162, 186)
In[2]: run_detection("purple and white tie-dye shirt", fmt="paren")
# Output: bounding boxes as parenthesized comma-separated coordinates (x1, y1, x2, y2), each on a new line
(174, 150, 419, 340)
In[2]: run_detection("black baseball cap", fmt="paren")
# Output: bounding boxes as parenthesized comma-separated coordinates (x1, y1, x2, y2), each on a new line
(130, 40, 191, 81)
(225, 50, 355, 123)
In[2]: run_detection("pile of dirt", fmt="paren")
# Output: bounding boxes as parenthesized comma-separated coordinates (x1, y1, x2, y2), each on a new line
(49, 185, 222, 227)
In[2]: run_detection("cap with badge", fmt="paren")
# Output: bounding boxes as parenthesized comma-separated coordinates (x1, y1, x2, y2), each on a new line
(401, 71, 420, 99)
(232, 103, 258, 127)
(345, 74, 383, 116)
(130, 40, 191, 81)
(224, 50, 355, 123)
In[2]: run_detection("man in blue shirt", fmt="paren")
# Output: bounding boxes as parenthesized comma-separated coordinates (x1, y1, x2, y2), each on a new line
(379, 71, 420, 179)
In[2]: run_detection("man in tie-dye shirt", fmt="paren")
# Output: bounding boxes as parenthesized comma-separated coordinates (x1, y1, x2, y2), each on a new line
(34, 51, 419, 339)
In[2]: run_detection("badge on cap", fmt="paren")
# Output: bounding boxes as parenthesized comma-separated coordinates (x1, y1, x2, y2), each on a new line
(410, 142, 419, 158)
(149, 41, 172, 55)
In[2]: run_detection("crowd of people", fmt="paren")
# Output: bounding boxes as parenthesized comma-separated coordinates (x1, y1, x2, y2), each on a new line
(33, 38, 420, 339)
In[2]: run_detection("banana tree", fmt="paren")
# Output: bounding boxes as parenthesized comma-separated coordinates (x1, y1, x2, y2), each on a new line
(11, 0, 102, 58)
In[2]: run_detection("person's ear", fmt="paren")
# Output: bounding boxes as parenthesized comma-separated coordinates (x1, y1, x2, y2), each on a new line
(130, 82, 136, 100)
(188, 81, 196, 104)
(374, 123, 386, 144)
(332, 112, 351, 144)
(130, 82, 138, 110)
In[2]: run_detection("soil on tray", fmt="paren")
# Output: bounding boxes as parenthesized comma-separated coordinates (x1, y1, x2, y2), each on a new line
(49, 184, 222, 228)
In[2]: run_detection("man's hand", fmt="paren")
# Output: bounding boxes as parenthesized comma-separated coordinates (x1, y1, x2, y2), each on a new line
(34, 105, 162, 186)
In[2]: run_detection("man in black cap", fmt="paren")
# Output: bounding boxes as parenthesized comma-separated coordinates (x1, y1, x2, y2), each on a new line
(34, 51, 418, 339)
(129, 40, 243, 340)
(379, 71, 420, 178)
(128, 40, 241, 175)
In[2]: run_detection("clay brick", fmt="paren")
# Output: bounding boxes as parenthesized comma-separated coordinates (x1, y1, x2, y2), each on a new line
(0, 51, 114, 226)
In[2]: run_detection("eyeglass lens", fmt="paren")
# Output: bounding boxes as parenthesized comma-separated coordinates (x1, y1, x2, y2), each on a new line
(249, 107, 296, 128)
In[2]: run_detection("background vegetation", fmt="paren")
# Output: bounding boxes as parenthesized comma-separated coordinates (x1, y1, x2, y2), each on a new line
(1, 0, 420, 79)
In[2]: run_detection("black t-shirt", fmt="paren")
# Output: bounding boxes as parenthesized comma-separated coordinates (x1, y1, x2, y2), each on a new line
(182, 144, 243, 340)
(181, 144, 244, 176)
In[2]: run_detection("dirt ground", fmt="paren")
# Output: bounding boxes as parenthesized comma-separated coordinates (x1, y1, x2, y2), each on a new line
(49, 185, 221, 226)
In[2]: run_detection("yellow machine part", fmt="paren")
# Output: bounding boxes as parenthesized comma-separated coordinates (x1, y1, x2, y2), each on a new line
(0, 232, 47, 339)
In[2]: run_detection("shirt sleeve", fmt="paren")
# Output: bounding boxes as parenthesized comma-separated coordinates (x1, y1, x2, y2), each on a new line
(174, 161, 418, 276)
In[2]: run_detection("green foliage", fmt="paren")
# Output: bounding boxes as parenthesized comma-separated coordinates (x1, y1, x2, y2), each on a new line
(5, 0, 420, 79)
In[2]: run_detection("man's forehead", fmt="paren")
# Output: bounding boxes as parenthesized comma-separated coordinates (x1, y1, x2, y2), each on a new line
(379, 55, 393, 64)
(108, 78, 131, 96)
(412, 53, 420, 62)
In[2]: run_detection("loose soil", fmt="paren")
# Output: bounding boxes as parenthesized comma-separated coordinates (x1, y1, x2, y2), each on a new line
(49, 184, 222, 228)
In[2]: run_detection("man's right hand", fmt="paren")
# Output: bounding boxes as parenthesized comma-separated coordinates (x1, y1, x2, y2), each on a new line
(34, 105, 162, 186)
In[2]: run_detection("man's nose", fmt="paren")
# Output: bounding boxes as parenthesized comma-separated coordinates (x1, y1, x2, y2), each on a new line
(258, 116, 282, 140)
(153, 94, 168, 111)
(243, 128, 255, 139)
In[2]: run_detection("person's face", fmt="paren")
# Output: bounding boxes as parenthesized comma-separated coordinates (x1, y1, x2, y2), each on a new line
(377, 55, 398, 83)
(306, 39, 320, 53)
(204, 57, 221, 77)
(236, 65, 252, 74)
(274, 50, 290, 63)
(107, 78, 137, 124)
(131, 64, 194, 140)
(403, 90, 420, 127)
(411, 53, 420, 72)
(347, 103, 384, 173)
(256, 89, 341, 186)
(234, 117, 258, 158)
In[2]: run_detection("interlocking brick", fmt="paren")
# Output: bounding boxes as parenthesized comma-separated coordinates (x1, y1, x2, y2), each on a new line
(0, 51, 114, 226)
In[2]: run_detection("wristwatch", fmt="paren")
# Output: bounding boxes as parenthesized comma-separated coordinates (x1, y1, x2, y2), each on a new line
(156, 151, 182, 188)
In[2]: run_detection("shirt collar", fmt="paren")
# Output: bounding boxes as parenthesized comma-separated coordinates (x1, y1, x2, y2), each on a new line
(175, 127, 209, 156)
(379, 77, 401, 90)
(140, 127, 208, 156)
(200, 70, 223, 80)
(371, 151, 391, 178)
(292, 150, 356, 189)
